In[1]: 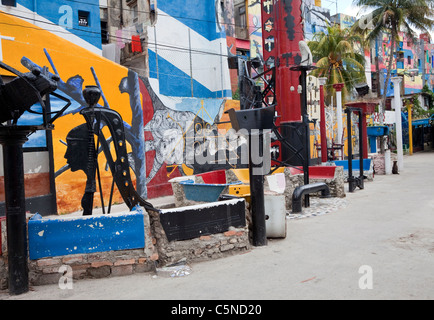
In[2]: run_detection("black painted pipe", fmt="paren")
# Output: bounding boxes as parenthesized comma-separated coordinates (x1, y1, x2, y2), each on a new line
(292, 182, 331, 214)
(0, 128, 31, 295)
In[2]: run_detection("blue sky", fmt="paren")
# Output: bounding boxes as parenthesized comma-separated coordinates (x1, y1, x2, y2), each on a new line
(324, 0, 434, 38)
(322, 0, 364, 17)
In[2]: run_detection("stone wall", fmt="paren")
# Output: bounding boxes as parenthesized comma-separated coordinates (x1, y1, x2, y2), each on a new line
(1, 206, 251, 289)
(148, 207, 250, 266)
(28, 249, 158, 286)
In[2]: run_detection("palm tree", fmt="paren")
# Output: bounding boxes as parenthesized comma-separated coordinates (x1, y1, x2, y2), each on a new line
(308, 24, 367, 106)
(352, 0, 434, 107)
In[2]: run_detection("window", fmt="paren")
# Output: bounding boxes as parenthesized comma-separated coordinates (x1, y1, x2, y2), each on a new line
(1, 0, 16, 6)
(398, 52, 404, 60)
(101, 21, 109, 44)
(408, 56, 412, 65)
(239, 6, 246, 29)
(78, 10, 90, 27)
(132, 3, 138, 23)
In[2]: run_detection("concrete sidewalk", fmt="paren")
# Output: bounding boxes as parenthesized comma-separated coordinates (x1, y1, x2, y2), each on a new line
(2, 150, 434, 300)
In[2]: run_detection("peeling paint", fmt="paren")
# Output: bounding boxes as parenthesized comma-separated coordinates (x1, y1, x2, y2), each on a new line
(28, 209, 146, 259)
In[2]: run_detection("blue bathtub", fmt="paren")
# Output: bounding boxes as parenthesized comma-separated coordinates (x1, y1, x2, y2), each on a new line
(179, 180, 241, 202)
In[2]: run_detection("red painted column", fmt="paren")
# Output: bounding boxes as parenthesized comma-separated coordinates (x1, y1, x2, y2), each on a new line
(319, 77, 328, 163)
(261, 0, 304, 124)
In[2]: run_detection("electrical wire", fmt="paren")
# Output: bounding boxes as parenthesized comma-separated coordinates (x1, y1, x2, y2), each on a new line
(1, 9, 429, 83)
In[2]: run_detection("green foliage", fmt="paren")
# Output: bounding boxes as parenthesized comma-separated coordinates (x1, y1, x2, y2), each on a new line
(232, 88, 240, 101)
(403, 95, 430, 119)
(422, 84, 434, 109)
(308, 24, 367, 106)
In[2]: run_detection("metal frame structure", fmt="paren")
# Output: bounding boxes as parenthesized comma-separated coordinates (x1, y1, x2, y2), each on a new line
(345, 107, 365, 193)
(0, 61, 69, 295)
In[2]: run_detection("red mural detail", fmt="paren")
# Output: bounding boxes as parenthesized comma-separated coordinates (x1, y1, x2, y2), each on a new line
(138, 77, 177, 199)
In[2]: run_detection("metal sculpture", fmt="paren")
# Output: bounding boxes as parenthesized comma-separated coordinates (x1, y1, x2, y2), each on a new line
(77, 86, 157, 215)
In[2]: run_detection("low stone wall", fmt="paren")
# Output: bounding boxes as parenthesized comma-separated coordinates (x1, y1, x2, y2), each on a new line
(310, 166, 346, 198)
(28, 249, 158, 286)
(1, 202, 251, 290)
(148, 204, 250, 266)
(277, 167, 346, 210)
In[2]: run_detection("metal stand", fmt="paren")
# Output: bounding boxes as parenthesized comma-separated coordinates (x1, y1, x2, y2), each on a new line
(227, 81, 272, 247)
(248, 131, 267, 247)
(0, 60, 69, 295)
(345, 107, 365, 192)
(0, 126, 41, 295)
(289, 65, 317, 207)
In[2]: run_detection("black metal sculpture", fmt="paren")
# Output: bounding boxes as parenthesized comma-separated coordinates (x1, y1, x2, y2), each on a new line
(77, 86, 157, 215)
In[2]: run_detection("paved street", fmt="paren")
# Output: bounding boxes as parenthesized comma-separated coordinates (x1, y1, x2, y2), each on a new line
(2, 149, 434, 300)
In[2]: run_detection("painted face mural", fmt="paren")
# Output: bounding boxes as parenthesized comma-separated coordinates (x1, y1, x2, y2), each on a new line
(64, 124, 90, 173)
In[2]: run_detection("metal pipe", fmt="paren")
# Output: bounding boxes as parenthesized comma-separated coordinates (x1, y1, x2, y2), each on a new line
(358, 109, 365, 190)
(0, 128, 31, 295)
(346, 107, 365, 192)
(248, 131, 267, 247)
(407, 103, 413, 155)
(291, 182, 331, 214)
(249, 91, 267, 247)
(346, 108, 355, 192)
(300, 69, 310, 208)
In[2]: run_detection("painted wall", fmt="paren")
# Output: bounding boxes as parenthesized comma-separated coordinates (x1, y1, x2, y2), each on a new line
(1, 0, 102, 54)
(1, 11, 145, 214)
(303, 0, 330, 41)
(247, 0, 263, 63)
(28, 210, 145, 259)
(1, 4, 243, 214)
(147, 0, 232, 99)
(373, 32, 424, 98)
(331, 13, 356, 31)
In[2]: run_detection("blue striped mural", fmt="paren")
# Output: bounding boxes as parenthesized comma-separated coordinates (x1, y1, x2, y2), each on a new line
(158, 0, 222, 42)
(148, 0, 232, 99)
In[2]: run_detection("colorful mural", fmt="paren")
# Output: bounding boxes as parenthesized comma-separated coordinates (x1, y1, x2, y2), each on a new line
(377, 32, 424, 97)
(0, 0, 101, 54)
(302, 0, 331, 41)
(1, 11, 140, 213)
(1, 3, 244, 214)
(248, 0, 263, 63)
(147, 0, 232, 99)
